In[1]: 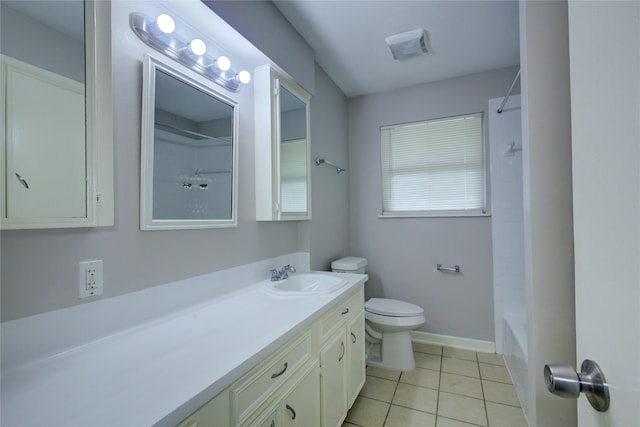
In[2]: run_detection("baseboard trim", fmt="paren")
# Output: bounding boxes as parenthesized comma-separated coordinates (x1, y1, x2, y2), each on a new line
(411, 331, 496, 354)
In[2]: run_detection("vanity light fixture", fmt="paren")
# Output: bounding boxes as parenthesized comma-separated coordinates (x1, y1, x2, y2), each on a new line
(215, 55, 231, 71)
(237, 70, 252, 84)
(130, 12, 251, 92)
(186, 38, 207, 56)
(151, 14, 175, 36)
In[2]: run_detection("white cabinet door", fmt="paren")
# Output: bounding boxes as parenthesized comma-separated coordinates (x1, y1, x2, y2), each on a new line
(281, 363, 320, 427)
(320, 331, 347, 427)
(4, 58, 86, 219)
(347, 310, 365, 408)
(568, 1, 640, 425)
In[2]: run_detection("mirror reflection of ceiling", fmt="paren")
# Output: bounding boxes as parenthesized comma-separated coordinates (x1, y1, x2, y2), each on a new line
(3, 0, 83, 42)
(273, 0, 520, 97)
(280, 86, 305, 113)
(155, 70, 232, 122)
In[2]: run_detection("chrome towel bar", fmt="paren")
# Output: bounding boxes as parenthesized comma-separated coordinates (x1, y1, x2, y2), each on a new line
(437, 264, 460, 273)
(315, 157, 345, 173)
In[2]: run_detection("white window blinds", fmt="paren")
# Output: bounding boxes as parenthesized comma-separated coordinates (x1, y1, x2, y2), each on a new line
(280, 139, 308, 213)
(380, 113, 485, 216)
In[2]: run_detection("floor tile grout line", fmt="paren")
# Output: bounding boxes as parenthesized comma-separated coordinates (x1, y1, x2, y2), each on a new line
(478, 354, 491, 427)
(434, 345, 443, 426)
(381, 371, 401, 427)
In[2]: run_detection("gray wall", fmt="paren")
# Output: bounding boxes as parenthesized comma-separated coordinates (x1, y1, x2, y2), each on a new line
(203, 0, 315, 94)
(348, 66, 520, 342)
(0, 2, 303, 321)
(309, 64, 350, 271)
(202, 2, 351, 274)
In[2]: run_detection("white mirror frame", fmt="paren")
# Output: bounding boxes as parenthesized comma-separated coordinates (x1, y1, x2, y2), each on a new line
(0, 0, 113, 230)
(254, 65, 312, 221)
(140, 54, 239, 230)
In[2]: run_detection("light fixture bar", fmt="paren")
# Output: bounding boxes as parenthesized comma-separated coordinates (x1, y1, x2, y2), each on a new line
(130, 12, 250, 92)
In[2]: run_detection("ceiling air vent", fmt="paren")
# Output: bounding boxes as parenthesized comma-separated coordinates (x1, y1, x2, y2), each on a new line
(385, 28, 432, 61)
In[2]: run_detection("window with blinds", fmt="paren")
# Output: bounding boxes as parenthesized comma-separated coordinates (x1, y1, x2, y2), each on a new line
(380, 113, 486, 217)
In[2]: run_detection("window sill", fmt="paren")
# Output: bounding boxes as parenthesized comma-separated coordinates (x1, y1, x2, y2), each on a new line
(379, 212, 491, 219)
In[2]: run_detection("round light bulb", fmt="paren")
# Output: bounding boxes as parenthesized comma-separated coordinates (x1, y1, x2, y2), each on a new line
(216, 56, 231, 71)
(155, 14, 175, 34)
(188, 38, 207, 56)
(238, 70, 252, 84)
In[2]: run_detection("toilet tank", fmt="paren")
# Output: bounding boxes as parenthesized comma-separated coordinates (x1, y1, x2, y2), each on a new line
(332, 257, 368, 274)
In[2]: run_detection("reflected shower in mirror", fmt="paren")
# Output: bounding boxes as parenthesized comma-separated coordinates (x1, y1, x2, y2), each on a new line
(141, 55, 238, 230)
(279, 85, 308, 215)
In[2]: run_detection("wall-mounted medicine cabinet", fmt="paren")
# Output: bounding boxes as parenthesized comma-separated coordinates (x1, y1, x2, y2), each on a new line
(140, 54, 238, 230)
(254, 65, 311, 221)
(0, 0, 113, 229)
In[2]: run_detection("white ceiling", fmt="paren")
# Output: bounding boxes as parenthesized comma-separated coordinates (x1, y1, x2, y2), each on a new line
(273, 0, 520, 97)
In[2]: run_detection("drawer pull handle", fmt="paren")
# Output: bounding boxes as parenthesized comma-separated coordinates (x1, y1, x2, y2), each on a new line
(351, 332, 357, 343)
(341, 308, 349, 315)
(286, 404, 297, 420)
(270, 420, 275, 427)
(339, 341, 345, 362)
(271, 362, 288, 379)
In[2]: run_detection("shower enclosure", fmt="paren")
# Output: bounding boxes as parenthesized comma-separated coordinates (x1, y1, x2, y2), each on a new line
(489, 94, 528, 419)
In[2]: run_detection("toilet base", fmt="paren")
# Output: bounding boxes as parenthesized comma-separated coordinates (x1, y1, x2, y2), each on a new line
(365, 330, 416, 371)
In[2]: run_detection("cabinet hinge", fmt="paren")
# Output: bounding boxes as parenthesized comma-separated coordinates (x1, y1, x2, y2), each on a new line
(274, 82, 279, 97)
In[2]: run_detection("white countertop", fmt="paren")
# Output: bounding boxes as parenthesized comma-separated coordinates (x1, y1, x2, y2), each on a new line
(1, 265, 366, 426)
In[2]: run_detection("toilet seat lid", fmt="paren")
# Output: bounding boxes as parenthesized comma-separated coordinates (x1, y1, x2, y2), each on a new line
(365, 298, 424, 317)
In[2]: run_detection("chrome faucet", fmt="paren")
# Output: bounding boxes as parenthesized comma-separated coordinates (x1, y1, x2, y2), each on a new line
(270, 264, 296, 281)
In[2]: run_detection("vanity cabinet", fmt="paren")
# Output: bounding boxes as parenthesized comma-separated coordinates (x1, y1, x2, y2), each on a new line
(254, 65, 311, 221)
(347, 311, 366, 407)
(318, 288, 366, 427)
(177, 285, 364, 427)
(319, 330, 348, 427)
(246, 362, 320, 427)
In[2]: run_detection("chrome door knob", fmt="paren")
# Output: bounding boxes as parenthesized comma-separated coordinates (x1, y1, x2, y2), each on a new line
(544, 359, 610, 412)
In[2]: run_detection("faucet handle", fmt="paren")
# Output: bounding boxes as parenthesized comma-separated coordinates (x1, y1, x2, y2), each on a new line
(270, 269, 279, 281)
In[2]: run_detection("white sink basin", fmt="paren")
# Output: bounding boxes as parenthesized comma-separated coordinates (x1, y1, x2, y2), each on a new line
(261, 273, 347, 296)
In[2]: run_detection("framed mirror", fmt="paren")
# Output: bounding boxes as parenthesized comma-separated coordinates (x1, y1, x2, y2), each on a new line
(140, 55, 238, 230)
(0, 0, 113, 229)
(254, 65, 311, 221)
(278, 83, 310, 217)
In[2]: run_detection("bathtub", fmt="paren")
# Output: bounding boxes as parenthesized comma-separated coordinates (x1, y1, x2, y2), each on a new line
(502, 313, 529, 420)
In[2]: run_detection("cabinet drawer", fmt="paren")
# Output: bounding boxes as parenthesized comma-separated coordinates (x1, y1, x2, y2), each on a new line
(231, 331, 312, 426)
(319, 287, 364, 342)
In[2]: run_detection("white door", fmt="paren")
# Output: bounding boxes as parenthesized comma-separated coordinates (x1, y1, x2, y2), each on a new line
(568, 1, 640, 425)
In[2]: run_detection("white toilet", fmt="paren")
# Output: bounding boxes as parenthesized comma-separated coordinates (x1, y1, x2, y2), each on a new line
(332, 257, 426, 371)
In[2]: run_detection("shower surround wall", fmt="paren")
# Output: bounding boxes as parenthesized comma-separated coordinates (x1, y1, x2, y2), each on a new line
(489, 94, 524, 354)
(488, 94, 527, 414)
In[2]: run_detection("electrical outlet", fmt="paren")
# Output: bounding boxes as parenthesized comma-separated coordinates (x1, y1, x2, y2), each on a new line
(79, 260, 103, 299)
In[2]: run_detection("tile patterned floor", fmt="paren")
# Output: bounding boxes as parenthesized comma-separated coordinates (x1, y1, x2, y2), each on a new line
(342, 343, 528, 427)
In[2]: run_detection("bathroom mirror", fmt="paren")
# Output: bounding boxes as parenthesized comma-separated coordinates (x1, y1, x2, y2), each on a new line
(255, 65, 311, 221)
(140, 55, 238, 230)
(0, 0, 113, 229)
